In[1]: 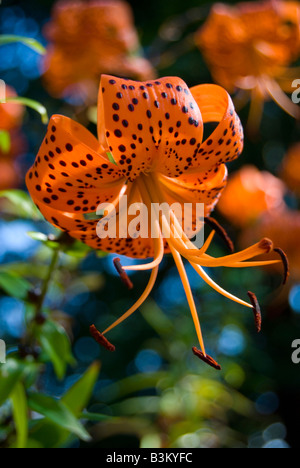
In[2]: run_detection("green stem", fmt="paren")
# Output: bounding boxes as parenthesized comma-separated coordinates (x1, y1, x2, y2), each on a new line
(35, 248, 60, 318)
(5, 97, 49, 124)
(0, 35, 46, 55)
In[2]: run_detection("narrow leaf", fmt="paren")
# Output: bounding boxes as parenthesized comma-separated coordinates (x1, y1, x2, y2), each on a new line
(0, 35, 46, 55)
(0, 359, 24, 406)
(63, 361, 101, 415)
(10, 382, 28, 449)
(0, 130, 11, 153)
(38, 321, 75, 380)
(27, 392, 91, 442)
(6, 97, 48, 124)
(0, 189, 42, 220)
(0, 271, 31, 300)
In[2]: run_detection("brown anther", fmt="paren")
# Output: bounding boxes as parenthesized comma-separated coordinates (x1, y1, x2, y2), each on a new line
(113, 258, 134, 290)
(204, 216, 234, 253)
(247, 291, 262, 333)
(89, 324, 115, 352)
(258, 238, 273, 253)
(192, 346, 221, 370)
(273, 248, 290, 285)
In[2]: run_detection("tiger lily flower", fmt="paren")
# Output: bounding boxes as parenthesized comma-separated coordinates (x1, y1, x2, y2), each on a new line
(196, 0, 300, 134)
(26, 75, 285, 369)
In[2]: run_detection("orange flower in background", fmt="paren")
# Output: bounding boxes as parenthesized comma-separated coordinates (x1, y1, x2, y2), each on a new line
(26, 74, 285, 368)
(0, 160, 20, 190)
(196, 0, 300, 132)
(0, 86, 24, 131)
(241, 210, 299, 281)
(218, 165, 286, 227)
(42, 0, 155, 103)
(0, 87, 26, 190)
(0, 133, 27, 190)
(280, 142, 300, 195)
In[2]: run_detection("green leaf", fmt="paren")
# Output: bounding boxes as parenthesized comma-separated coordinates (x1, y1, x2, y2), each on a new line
(0, 130, 11, 153)
(37, 320, 75, 380)
(0, 359, 24, 406)
(0, 271, 31, 300)
(63, 240, 92, 258)
(0, 35, 46, 54)
(10, 382, 28, 449)
(27, 231, 48, 243)
(27, 231, 60, 250)
(28, 363, 101, 447)
(0, 189, 42, 220)
(6, 97, 48, 124)
(27, 392, 91, 442)
(62, 361, 101, 415)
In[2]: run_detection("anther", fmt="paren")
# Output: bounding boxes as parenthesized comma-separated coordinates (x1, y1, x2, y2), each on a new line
(192, 346, 221, 370)
(90, 325, 116, 351)
(204, 217, 234, 253)
(247, 291, 262, 333)
(258, 238, 273, 253)
(113, 258, 134, 290)
(273, 248, 290, 285)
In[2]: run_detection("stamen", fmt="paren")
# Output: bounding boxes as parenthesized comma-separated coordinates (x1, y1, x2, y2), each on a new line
(273, 248, 290, 285)
(247, 291, 262, 333)
(191, 262, 253, 308)
(189, 237, 274, 266)
(170, 245, 206, 355)
(90, 324, 116, 351)
(226, 260, 281, 268)
(113, 258, 134, 290)
(192, 347, 221, 370)
(264, 78, 300, 119)
(258, 237, 273, 253)
(102, 265, 159, 335)
(204, 216, 234, 253)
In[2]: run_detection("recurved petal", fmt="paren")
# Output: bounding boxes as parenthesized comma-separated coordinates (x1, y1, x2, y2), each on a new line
(185, 84, 243, 178)
(26, 115, 125, 215)
(98, 75, 204, 181)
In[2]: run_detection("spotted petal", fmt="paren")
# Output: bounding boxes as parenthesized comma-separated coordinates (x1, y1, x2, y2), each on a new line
(26, 115, 125, 216)
(98, 75, 204, 181)
(185, 84, 244, 178)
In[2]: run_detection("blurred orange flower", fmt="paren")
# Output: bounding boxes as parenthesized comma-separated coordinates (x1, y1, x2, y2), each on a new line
(0, 134, 26, 190)
(0, 159, 20, 190)
(217, 165, 286, 227)
(280, 142, 300, 195)
(0, 86, 24, 131)
(241, 209, 300, 280)
(196, 0, 300, 132)
(42, 0, 155, 103)
(0, 88, 26, 190)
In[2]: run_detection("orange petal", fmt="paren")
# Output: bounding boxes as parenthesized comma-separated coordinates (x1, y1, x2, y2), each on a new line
(188, 84, 243, 175)
(158, 164, 228, 215)
(26, 115, 125, 215)
(98, 75, 204, 181)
